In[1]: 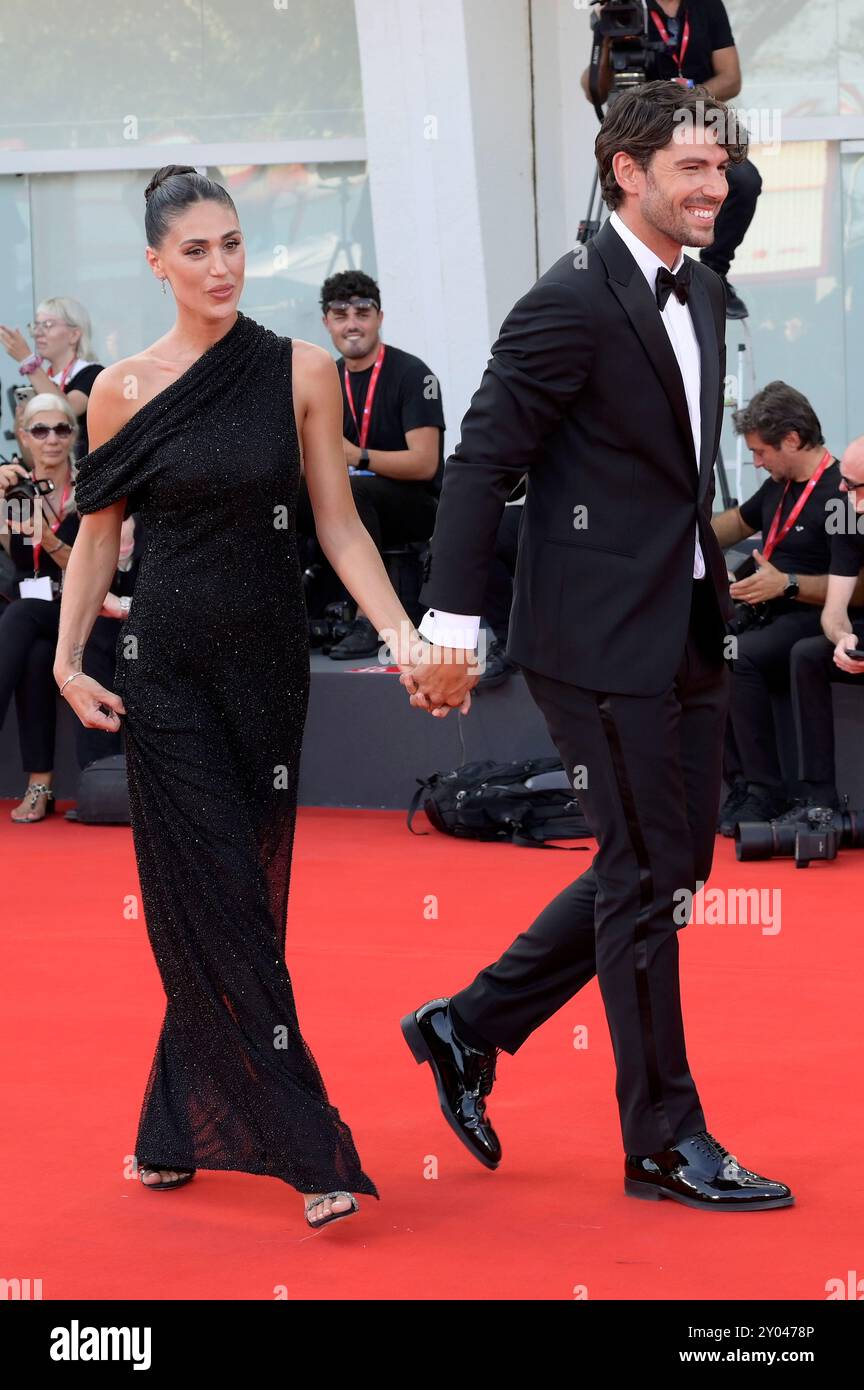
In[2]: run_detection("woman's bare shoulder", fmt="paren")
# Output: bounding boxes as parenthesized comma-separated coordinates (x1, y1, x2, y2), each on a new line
(86, 352, 168, 439)
(290, 338, 336, 374)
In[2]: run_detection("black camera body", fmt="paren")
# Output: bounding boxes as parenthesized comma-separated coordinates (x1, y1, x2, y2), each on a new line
(4, 473, 55, 506)
(794, 811, 840, 869)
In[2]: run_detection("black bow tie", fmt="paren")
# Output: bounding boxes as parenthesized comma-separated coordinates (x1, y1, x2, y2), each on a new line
(655, 259, 692, 311)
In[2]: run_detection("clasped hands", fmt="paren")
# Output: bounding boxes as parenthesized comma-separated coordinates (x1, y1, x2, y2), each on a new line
(398, 636, 482, 718)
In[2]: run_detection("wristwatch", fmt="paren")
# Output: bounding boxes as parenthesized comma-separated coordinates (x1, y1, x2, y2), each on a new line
(359, 448, 371, 467)
(783, 573, 800, 600)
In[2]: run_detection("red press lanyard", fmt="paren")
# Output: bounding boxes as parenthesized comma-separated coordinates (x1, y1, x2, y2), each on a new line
(343, 345, 385, 450)
(32, 479, 70, 577)
(762, 451, 833, 561)
(54, 359, 76, 392)
(649, 8, 690, 76)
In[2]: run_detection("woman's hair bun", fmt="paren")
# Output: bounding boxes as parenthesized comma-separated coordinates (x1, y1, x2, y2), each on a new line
(144, 165, 198, 202)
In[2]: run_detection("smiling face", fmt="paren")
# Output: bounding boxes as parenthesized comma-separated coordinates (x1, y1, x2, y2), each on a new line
(614, 122, 730, 260)
(323, 300, 383, 361)
(145, 199, 245, 321)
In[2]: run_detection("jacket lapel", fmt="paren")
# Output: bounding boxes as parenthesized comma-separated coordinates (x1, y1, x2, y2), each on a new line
(687, 270, 721, 503)
(593, 220, 714, 485)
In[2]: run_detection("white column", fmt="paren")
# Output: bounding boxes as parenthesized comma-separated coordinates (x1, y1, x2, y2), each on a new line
(353, 0, 536, 447)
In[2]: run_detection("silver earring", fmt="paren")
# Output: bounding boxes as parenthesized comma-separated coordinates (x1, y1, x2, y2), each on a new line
(161, 279, 167, 296)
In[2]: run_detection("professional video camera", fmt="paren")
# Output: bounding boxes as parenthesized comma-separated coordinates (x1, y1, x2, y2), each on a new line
(735, 802, 864, 869)
(580, 1, 667, 241)
(586, 1, 666, 111)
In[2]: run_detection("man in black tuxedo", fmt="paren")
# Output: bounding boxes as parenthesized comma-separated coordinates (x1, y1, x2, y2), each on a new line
(399, 81, 794, 1210)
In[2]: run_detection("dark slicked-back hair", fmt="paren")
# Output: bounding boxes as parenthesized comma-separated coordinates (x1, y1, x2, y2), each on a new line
(144, 165, 238, 248)
(732, 381, 825, 450)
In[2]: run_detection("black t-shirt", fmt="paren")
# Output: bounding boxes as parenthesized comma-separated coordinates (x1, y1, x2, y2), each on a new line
(65, 363, 103, 458)
(739, 459, 843, 603)
(645, 1, 735, 86)
(829, 526, 864, 579)
(337, 344, 445, 495)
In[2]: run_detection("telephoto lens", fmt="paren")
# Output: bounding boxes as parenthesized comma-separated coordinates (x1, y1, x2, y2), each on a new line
(735, 819, 797, 861)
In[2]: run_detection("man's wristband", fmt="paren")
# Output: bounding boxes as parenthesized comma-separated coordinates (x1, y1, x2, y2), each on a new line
(359, 448, 371, 468)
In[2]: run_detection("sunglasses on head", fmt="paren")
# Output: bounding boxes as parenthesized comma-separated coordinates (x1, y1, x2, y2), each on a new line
(325, 297, 379, 316)
(27, 422, 74, 439)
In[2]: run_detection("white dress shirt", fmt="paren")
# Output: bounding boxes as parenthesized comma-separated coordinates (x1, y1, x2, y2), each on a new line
(418, 210, 705, 651)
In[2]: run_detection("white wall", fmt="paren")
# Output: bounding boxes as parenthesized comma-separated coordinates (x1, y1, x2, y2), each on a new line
(354, 0, 536, 450)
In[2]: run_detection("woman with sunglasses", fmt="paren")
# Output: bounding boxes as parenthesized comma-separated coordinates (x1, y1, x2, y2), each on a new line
(0, 296, 103, 458)
(0, 395, 80, 820)
(0, 394, 132, 821)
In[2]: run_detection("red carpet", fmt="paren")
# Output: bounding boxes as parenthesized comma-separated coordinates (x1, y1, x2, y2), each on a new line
(2, 801, 861, 1301)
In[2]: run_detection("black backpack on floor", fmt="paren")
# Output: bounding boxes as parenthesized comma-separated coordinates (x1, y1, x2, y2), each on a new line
(407, 757, 592, 850)
(66, 754, 131, 825)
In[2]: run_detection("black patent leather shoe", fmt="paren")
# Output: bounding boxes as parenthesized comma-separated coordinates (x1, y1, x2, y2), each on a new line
(401, 998, 502, 1169)
(625, 1130, 794, 1210)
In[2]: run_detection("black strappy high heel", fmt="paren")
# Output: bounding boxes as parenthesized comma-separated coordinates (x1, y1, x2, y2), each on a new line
(137, 1164, 196, 1191)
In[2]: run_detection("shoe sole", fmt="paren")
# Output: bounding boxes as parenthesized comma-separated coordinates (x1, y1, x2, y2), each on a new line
(624, 1177, 794, 1209)
(400, 1012, 500, 1171)
(139, 1173, 196, 1191)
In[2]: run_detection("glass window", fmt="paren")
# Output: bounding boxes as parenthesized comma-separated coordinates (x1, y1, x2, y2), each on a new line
(0, 0, 363, 150)
(0, 162, 375, 442)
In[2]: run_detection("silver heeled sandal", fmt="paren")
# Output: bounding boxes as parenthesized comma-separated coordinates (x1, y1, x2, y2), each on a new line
(11, 783, 56, 823)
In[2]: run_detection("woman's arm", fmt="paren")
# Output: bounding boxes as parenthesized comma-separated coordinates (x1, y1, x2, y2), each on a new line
(52, 368, 130, 729)
(294, 343, 423, 667)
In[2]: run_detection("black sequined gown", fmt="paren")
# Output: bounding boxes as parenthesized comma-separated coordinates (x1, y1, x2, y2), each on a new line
(73, 312, 378, 1198)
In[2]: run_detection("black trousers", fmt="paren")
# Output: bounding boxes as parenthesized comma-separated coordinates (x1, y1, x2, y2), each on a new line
(725, 607, 825, 791)
(0, 596, 123, 774)
(449, 579, 729, 1155)
(699, 157, 762, 280)
(790, 623, 864, 790)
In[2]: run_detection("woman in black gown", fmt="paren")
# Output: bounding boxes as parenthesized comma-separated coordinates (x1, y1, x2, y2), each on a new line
(53, 166, 448, 1229)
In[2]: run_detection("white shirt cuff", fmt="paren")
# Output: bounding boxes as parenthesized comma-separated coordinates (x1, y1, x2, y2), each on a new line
(418, 609, 481, 650)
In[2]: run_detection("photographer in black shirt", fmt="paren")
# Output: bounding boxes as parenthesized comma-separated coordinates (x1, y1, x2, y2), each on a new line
(712, 382, 846, 832)
(582, 0, 760, 316)
(786, 440, 864, 815)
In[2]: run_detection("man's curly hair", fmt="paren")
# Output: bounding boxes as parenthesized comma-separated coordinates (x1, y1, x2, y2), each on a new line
(320, 270, 381, 313)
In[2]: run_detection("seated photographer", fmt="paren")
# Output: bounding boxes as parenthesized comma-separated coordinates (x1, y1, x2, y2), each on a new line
(296, 270, 444, 659)
(786, 436, 864, 818)
(712, 382, 845, 833)
(581, 0, 760, 317)
(0, 394, 133, 822)
(1, 296, 103, 458)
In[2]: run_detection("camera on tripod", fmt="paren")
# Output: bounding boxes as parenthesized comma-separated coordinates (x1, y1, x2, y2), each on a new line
(735, 803, 864, 869)
(580, 2, 668, 240)
(588, 0, 666, 98)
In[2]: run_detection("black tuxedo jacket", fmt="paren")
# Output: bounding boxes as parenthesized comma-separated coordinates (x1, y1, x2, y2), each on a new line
(419, 218, 733, 696)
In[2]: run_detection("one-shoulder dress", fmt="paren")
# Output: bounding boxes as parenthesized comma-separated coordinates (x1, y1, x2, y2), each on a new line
(73, 312, 378, 1199)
